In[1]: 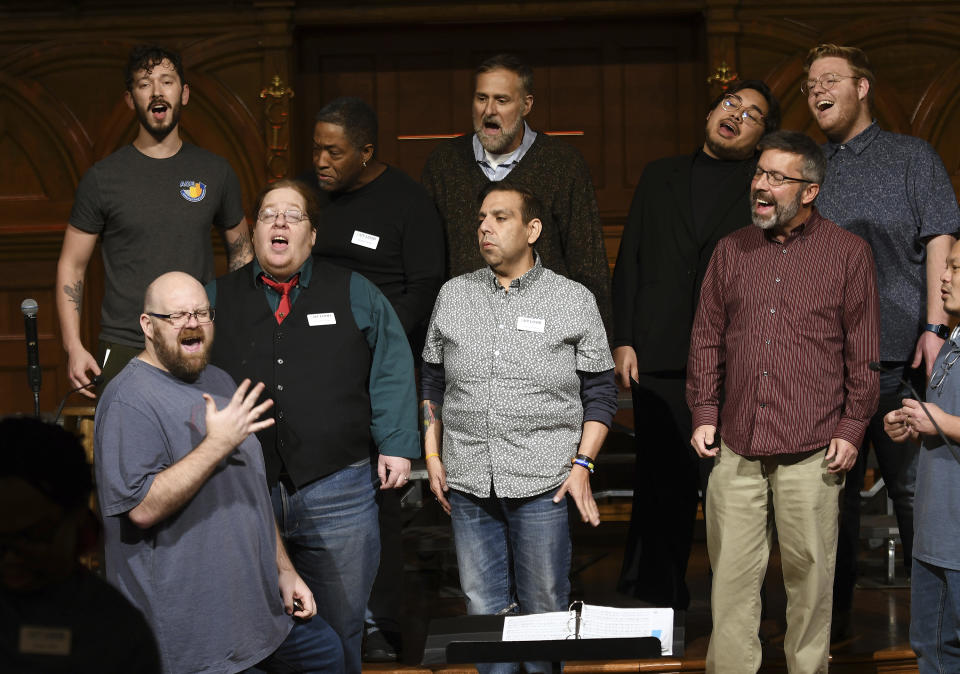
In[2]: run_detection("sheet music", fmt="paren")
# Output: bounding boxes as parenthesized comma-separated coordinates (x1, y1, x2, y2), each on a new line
(502, 611, 572, 641)
(579, 604, 674, 654)
(500, 604, 674, 655)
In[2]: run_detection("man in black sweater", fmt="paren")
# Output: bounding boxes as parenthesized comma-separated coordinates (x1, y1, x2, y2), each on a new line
(612, 80, 780, 610)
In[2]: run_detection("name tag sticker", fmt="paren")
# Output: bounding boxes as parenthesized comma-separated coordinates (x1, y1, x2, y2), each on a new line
(20, 626, 71, 656)
(351, 230, 380, 250)
(308, 312, 337, 326)
(516, 316, 545, 333)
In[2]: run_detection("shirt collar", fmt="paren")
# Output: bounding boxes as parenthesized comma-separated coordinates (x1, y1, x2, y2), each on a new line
(472, 121, 537, 167)
(254, 255, 313, 288)
(824, 120, 880, 159)
(484, 252, 543, 292)
(763, 206, 823, 244)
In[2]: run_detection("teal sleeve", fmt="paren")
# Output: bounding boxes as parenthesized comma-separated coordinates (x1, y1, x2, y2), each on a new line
(349, 272, 421, 458)
(204, 280, 217, 306)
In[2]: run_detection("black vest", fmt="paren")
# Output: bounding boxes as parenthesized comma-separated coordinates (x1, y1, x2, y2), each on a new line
(212, 261, 373, 487)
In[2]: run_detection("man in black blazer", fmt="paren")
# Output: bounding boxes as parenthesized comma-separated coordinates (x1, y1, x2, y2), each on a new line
(613, 80, 780, 609)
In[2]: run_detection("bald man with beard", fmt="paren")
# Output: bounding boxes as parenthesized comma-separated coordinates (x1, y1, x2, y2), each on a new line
(94, 271, 343, 674)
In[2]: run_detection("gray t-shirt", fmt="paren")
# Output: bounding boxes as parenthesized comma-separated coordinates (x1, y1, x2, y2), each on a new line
(817, 123, 960, 361)
(94, 359, 290, 673)
(71, 143, 245, 348)
(915, 330, 960, 570)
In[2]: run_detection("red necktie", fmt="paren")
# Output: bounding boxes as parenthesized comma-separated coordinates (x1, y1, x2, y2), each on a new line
(260, 273, 300, 324)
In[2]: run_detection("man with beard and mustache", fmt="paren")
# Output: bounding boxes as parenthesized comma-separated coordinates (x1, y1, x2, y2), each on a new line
(687, 130, 880, 673)
(94, 271, 344, 673)
(421, 53, 611, 329)
(56, 44, 253, 400)
(802, 44, 960, 640)
(612, 80, 779, 610)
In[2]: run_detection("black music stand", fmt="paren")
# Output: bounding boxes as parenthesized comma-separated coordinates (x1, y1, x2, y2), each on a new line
(423, 612, 683, 668)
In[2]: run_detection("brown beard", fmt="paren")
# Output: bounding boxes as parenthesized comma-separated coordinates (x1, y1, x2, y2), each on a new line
(153, 326, 211, 383)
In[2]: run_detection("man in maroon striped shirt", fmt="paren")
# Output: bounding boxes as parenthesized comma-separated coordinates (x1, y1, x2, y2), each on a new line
(687, 130, 880, 673)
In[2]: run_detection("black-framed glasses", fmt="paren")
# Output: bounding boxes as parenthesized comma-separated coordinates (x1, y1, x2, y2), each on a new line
(931, 348, 960, 393)
(257, 208, 307, 224)
(801, 73, 860, 95)
(147, 308, 215, 328)
(753, 166, 815, 187)
(720, 94, 765, 127)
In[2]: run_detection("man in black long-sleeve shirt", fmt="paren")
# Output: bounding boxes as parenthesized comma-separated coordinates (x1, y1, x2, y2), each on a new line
(299, 97, 444, 662)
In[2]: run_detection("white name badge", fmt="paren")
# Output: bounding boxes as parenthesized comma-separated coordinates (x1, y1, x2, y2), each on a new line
(516, 316, 545, 333)
(307, 312, 337, 326)
(351, 230, 380, 250)
(20, 626, 71, 656)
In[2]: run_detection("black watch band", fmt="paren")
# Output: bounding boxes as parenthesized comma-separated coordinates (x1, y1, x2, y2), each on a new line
(924, 323, 949, 340)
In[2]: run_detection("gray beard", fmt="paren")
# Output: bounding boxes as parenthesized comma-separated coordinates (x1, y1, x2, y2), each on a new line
(752, 189, 803, 230)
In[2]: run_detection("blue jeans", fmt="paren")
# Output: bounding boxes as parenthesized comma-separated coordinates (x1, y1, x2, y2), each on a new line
(247, 618, 345, 673)
(272, 460, 380, 674)
(449, 487, 571, 674)
(912, 559, 960, 673)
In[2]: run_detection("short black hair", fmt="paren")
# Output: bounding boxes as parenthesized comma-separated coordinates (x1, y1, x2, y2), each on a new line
(125, 44, 185, 91)
(476, 53, 534, 97)
(709, 79, 781, 134)
(0, 416, 92, 511)
(477, 180, 543, 224)
(315, 97, 378, 155)
(757, 130, 826, 184)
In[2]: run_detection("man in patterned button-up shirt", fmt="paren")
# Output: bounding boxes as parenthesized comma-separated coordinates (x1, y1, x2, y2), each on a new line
(421, 181, 617, 674)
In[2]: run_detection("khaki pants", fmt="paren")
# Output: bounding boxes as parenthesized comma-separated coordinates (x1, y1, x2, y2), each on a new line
(706, 441, 843, 674)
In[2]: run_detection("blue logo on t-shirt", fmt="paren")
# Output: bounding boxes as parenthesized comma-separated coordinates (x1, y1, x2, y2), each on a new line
(179, 181, 207, 202)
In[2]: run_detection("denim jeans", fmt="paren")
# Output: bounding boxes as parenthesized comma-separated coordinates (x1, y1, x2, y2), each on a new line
(272, 460, 380, 674)
(835, 364, 919, 612)
(247, 617, 345, 673)
(449, 487, 571, 674)
(912, 559, 960, 673)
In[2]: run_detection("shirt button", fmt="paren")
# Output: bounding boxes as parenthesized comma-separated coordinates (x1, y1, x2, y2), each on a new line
(765, 339, 771, 345)
(782, 249, 787, 254)
(277, 358, 284, 364)
(760, 403, 766, 408)
(278, 411, 284, 420)
(770, 308, 775, 314)
(499, 324, 505, 329)
(494, 350, 500, 356)
(763, 371, 768, 376)
(776, 278, 781, 283)
(277, 384, 284, 391)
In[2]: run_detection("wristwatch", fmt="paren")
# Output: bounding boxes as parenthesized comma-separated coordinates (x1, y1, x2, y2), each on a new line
(924, 323, 949, 340)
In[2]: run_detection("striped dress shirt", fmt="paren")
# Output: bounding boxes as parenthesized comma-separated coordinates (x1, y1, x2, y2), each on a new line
(687, 208, 880, 456)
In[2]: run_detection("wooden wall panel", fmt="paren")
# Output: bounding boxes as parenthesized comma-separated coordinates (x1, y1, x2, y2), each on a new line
(3, 1, 960, 416)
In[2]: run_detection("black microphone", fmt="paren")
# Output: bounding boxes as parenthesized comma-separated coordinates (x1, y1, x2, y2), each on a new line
(868, 361, 957, 455)
(21, 298, 41, 416)
(53, 375, 104, 423)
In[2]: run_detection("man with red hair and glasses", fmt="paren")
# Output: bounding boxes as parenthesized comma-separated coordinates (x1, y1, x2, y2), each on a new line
(804, 43, 960, 639)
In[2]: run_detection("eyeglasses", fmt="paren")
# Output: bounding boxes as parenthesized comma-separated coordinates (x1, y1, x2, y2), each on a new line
(801, 73, 860, 95)
(753, 166, 815, 187)
(720, 94, 765, 127)
(931, 348, 960, 393)
(147, 308, 215, 328)
(257, 208, 307, 225)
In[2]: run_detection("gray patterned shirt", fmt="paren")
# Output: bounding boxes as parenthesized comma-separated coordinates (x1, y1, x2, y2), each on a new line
(817, 122, 960, 361)
(423, 256, 614, 498)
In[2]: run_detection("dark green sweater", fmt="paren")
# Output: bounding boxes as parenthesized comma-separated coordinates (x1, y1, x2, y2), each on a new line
(421, 132, 612, 330)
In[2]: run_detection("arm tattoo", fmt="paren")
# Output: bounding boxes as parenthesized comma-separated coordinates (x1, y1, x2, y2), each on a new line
(421, 400, 442, 430)
(226, 232, 253, 271)
(64, 281, 83, 314)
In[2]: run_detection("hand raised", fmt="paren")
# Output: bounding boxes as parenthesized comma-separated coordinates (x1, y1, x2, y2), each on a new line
(203, 379, 274, 455)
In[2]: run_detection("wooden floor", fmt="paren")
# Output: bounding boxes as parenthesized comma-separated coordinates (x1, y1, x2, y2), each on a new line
(360, 498, 918, 673)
